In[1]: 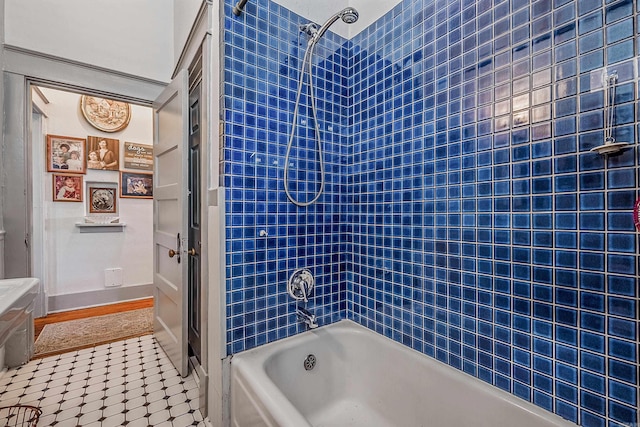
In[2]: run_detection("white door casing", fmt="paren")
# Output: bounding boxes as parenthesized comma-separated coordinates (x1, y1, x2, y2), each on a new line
(153, 69, 189, 377)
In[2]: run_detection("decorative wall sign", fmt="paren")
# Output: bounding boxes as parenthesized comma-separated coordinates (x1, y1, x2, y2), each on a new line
(80, 95, 131, 133)
(120, 172, 153, 199)
(46, 135, 86, 173)
(53, 174, 83, 202)
(89, 187, 117, 214)
(123, 142, 153, 171)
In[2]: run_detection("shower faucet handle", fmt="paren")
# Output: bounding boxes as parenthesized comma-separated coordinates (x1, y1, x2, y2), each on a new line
(292, 277, 309, 302)
(287, 268, 315, 302)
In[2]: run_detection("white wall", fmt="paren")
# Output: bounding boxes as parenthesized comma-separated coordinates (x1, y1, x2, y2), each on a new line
(4, 0, 174, 82)
(174, 0, 204, 67)
(272, 0, 402, 39)
(36, 87, 153, 301)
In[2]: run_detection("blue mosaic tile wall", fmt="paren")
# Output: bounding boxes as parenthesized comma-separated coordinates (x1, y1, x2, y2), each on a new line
(224, 0, 639, 425)
(347, 0, 639, 426)
(223, 0, 350, 354)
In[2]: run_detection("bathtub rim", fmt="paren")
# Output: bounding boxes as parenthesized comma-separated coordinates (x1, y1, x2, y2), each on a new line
(230, 319, 576, 427)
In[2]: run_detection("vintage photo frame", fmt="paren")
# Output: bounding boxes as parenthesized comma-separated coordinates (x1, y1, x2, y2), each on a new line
(46, 135, 86, 173)
(120, 172, 153, 199)
(52, 174, 83, 202)
(87, 136, 120, 171)
(89, 186, 117, 213)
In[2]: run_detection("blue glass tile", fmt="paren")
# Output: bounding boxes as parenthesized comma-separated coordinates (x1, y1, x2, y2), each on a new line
(532, 177, 553, 194)
(607, 169, 635, 189)
(608, 400, 637, 426)
(608, 317, 636, 340)
(580, 172, 604, 190)
(555, 3, 575, 25)
(556, 213, 577, 230)
(607, 39, 634, 64)
(581, 390, 606, 415)
(579, 0, 602, 16)
(556, 381, 578, 403)
(579, 49, 604, 73)
(556, 307, 578, 326)
(555, 399, 578, 422)
(607, 17, 633, 43)
(579, 30, 603, 54)
(608, 358, 637, 384)
(608, 254, 636, 275)
(579, 11, 602, 34)
(608, 275, 636, 296)
(579, 192, 604, 210)
(605, 0, 633, 24)
(608, 296, 636, 318)
(608, 233, 636, 253)
(580, 233, 605, 251)
(580, 91, 604, 112)
(581, 331, 605, 353)
(609, 190, 637, 210)
(608, 379, 637, 406)
(579, 110, 604, 131)
(580, 252, 605, 271)
(581, 292, 605, 312)
(581, 371, 606, 394)
(580, 411, 605, 427)
(608, 337, 636, 361)
(581, 352, 605, 374)
(555, 175, 577, 193)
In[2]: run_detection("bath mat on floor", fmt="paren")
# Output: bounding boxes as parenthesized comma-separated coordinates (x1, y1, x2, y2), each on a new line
(33, 307, 153, 358)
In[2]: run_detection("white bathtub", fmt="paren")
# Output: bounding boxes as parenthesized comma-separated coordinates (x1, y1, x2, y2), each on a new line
(231, 320, 575, 427)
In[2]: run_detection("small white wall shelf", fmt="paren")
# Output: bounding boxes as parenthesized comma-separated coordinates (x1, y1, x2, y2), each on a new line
(75, 222, 126, 233)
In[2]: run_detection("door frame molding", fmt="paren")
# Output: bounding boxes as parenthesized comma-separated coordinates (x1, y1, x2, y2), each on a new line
(170, 1, 228, 424)
(1, 45, 165, 279)
(3, 45, 166, 102)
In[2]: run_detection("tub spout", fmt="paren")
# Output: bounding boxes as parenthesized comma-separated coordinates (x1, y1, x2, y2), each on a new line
(296, 307, 318, 329)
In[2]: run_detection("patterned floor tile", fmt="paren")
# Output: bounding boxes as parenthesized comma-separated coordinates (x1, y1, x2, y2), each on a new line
(0, 335, 205, 426)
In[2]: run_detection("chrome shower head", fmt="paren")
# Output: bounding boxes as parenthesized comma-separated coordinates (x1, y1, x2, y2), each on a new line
(340, 8, 359, 24)
(309, 7, 360, 42)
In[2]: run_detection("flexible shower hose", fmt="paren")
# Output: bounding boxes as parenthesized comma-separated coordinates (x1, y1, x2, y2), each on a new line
(284, 39, 326, 207)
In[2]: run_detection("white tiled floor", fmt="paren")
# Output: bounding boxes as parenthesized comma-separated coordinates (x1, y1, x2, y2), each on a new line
(0, 335, 205, 426)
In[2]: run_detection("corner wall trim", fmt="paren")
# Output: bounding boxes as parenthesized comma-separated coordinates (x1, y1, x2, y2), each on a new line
(172, 1, 213, 79)
(47, 283, 154, 313)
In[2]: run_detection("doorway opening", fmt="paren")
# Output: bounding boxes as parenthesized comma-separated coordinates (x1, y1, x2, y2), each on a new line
(29, 84, 155, 316)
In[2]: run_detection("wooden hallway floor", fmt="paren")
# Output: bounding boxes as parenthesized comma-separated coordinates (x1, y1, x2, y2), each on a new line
(34, 297, 154, 340)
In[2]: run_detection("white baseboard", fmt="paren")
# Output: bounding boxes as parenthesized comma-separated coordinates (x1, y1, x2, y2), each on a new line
(47, 283, 153, 313)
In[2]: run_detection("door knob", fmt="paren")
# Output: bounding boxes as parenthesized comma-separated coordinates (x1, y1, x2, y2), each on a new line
(170, 233, 182, 263)
(187, 248, 197, 256)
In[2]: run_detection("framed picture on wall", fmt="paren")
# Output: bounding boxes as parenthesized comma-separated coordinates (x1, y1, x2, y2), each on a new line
(46, 135, 86, 173)
(89, 186, 117, 213)
(123, 142, 153, 171)
(86, 136, 120, 171)
(120, 172, 153, 199)
(52, 174, 83, 202)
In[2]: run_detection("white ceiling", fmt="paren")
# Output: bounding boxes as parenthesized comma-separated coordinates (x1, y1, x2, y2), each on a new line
(272, 0, 403, 39)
